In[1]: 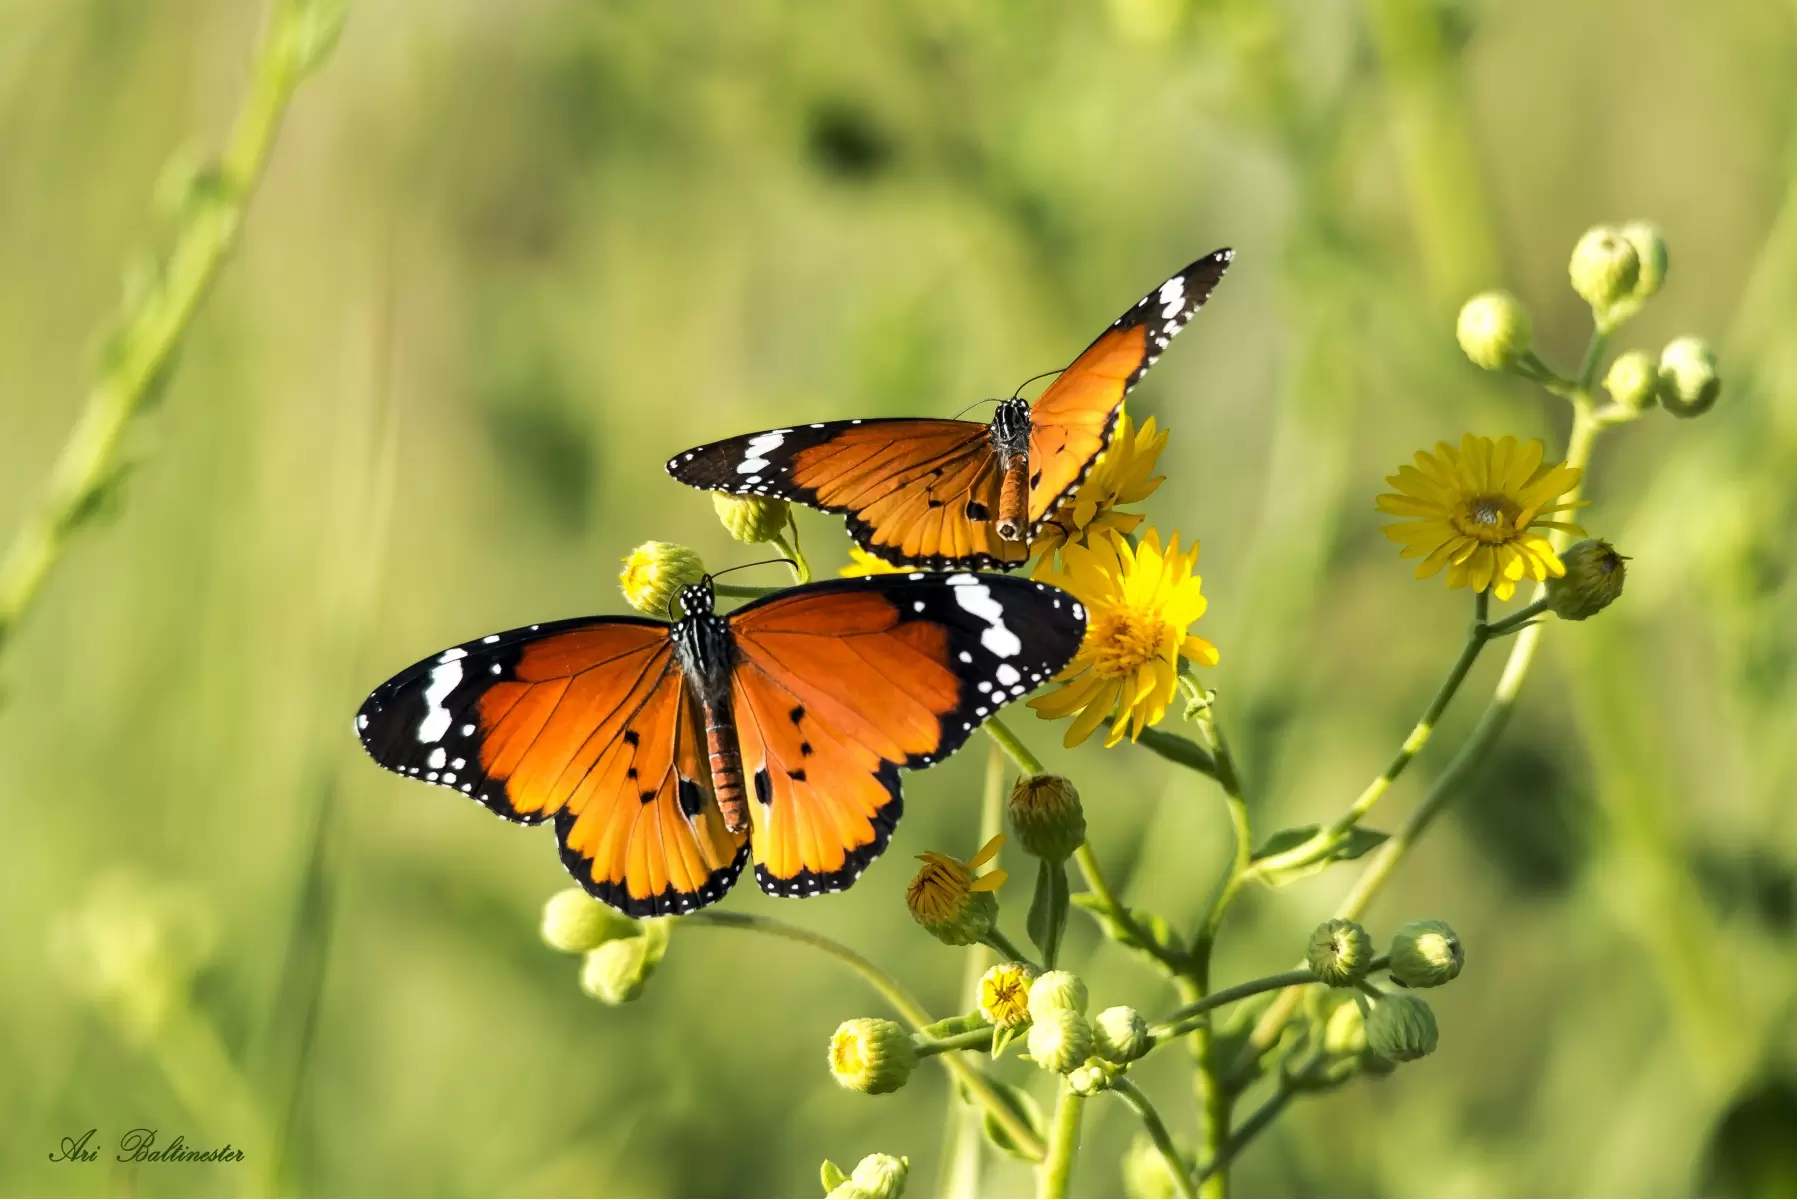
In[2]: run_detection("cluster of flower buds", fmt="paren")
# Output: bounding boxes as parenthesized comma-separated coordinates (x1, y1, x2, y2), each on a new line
(1305, 917, 1464, 1072)
(539, 888, 670, 1005)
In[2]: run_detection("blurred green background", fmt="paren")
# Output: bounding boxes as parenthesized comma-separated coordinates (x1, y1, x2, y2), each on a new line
(3, 0, 1796, 1195)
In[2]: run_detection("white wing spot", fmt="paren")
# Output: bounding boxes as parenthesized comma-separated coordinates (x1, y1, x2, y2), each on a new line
(437, 647, 467, 664)
(995, 663, 1021, 687)
(356, 713, 369, 730)
(737, 431, 787, 474)
(460, 723, 476, 736)
(416, 659, 463, 742)
(1158, 275, 1186, 321)
(948, 575, 1022, 658)
(427, 746, 448, 770)
(958, 651, 973, 664)
(452, 757, 465, 770)
(914, 600, 926, 612)
(977, 680, 992, 694)
(489, 663, 502, 675)
(481, 634, 500, 644)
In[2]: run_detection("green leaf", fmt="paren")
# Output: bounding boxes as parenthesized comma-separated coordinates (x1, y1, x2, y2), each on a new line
(1250, 825, 1390, 887)
(990, 1024, 1022, 1059)
(1025, 859, 1070, 968)
(1069, 893, 1185, 971)
(921, 1012, 990, 1039)
(1136, 727, 1218, 777)
(973, 1077, 1046, 1161)
(820, 1160, 847, 1194)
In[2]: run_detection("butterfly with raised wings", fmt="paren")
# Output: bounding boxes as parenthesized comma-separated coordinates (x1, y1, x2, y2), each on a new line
(355, 573, 1086, 916)
(666, 249, 1232, 571)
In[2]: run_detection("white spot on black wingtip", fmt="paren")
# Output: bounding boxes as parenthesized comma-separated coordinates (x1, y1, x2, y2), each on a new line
(482, 634, 500, 644)
(428, 746, 448, 770)
(489, 663, 502, 675)
(356, 712, 369, 731)
(460, 723, 475, 736)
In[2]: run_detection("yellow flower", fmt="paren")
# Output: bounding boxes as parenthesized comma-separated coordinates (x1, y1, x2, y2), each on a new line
(906, 834, 1007, 945)
(619, 541, 706, 615)
(978, 962, 1037, 1029)
(839, 545, 907, 578)
(1027, 528, 1217, 748)
(1376, 435, 1583, 601)
(1030, 411, 1167, 577)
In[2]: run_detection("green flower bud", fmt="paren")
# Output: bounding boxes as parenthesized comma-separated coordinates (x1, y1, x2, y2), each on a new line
(978, 962, 1036, 1030)
(1067, 1057, 1116, 1096)
(1365, 991, 1439, 1062)
(1007, 775, 1086, 861)
(1307, 918, 1374, 987)
(1092, 1006, 1150, 1064)
(1359, 1049, 1400, 1077)
(1658, 336, 1721, 417)
(1546, 538, 1627, 621)
(579, 929, 664, 1005)
(1619, 221, 1669, 300)
(619, 541, 706, 615)
(540, 888, 637, 954)
(1455, 290, 1532, 371)
(1569, 225, 1641, 315)
(1027, 969, 1089, 1020)
(826, 1152, 910, 1198)
(829, 1018, 918, 1095)
(1322, 998, 1367, 1057)
(1026, 1009, 1094, 1074)
(1388, 920, 1464, 988)
(1123, 1131, 1193, 1200)
(1602, 350, 1661, 412)
(712, 492, 792, 544)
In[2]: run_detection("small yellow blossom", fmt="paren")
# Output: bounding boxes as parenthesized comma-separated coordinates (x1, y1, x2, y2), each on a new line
(1376, 434, 1583, 601)
(619, 541, 706, 615)
(906, 834, 1007, 945)
(839, 545, 908, 578)
(1028, 529, 1217, 748)
(1031, 411, 1167, 577)
(978, 962, 1036, 1029)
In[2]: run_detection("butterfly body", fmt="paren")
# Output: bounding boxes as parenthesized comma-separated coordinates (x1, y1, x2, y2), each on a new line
(356, 573, 1086, 916)
(666, 249, 1233, 570)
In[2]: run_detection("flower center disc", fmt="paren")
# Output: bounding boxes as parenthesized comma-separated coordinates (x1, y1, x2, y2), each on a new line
(1452, 493, 1522, 543)
(1091, 609, 1163, 676)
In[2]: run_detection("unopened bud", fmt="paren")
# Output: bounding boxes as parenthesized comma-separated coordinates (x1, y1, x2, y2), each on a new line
(579, 932, 661, 1005)
(540, 888, 637, 954)
(1546, 538, 1627, 621)
(1365, 991, 1439, 1062)
(619, 541, 706, 615)
(1092, 1006, 1150, 1063)
(1603, 350, 1661, 412)
(1619, 221, 1669, 301)
(1067, 1057, 1116, 1096)
(1569, 226, 1641, 315)
(1658, 336, 1721, 417)
(827, 1152, 909, 1198)
(1026, 1009, 1094, 1074)
(1027, 970, 1089, 1020)
(1307, 918, 1374, 987)
(828, 1018, 918, 1095)
(1388, 920, 1464, 988)
(1008, 775, 1086, 861)
(1456, 291, 1532, 371)
(712, 492, 791, 544)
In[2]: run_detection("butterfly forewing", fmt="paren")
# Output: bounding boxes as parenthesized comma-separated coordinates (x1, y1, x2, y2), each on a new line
(726, 573, 1086, 896)
(1025, 249, 1234, 534)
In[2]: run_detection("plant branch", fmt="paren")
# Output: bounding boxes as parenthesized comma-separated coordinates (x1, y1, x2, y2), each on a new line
(684, 911, 1044, 1162)
(1148, 959, 1389, 1042)
(1037, 1080, 1086, 1199)
(1112, 1078, 1195, 1199)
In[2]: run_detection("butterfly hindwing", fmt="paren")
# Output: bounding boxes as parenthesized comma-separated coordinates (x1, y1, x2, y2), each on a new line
(356, 616, 747, 917)
(667, 418, 1028, 571)
(725, 574, 1087, 896)
(1026, 248, 1233, 534)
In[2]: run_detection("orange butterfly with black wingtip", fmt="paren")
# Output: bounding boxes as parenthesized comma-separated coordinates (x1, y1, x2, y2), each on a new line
(355, 572, 1085, 916)
(665, 250, 1232, 570)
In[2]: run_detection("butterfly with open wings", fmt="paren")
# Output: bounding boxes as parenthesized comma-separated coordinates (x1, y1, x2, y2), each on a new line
(355, 573, 1086, 916)
(666, 249, 1232, 571)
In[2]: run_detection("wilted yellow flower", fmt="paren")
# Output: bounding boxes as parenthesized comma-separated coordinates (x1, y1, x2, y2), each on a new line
(1376, 435, 1583, 601)
(907, 834, 1007, 945)
(978, 962, 1036, 1029)
(1028, 529, 1218, 748)
(1031, 411, 1167, 576)
(839, 545, 908, 578)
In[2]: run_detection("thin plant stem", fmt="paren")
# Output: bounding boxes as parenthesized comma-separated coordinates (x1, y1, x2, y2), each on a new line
(1243, 588, 1491, 883)
(982, 928, 1034, 967)
(1234, 388, 1605, 1080)
(916, 1027, 997, 1056)
(1195, 1076, 1296, 1188)
(772, 512, 811, 584)
(684, 911, 1045, 1162)
(712, 583, 779, 599)
(1112, 1078, 1195, 1199)
(1149, 963, 1388, 1042)
(0, 0, 333, 658)
(1038, 1080, 1086, 1199)
(984, 713, 1047, 775)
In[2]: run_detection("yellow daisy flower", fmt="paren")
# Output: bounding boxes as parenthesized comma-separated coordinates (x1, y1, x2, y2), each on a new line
(1027, 528, 1218, 748)
(1376, 434, 1583, 601)
(839, 545, 907, 578)
(1030, 411, 1168, 577)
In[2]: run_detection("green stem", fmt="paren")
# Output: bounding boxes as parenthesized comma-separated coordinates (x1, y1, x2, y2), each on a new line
(1136, 728, 1219, 778)
(984, 713, 1047, 775)
(916, 1027, 997, 1056)
(1196, 1076, 1296, 1187)
(772, 513, 811, 584)
(1112, 1078, 1195, 1199)
(1038, 1081, 1086, 1199)
(1483, 596, 1550, 639)
(684, 911, 1044, 1162)
(1243, 589, 1491, 884)
(1233, 395, 1604, 1080)
(981, 928, 1034, 967)
(712, 583, 779, 599)
(1149, 963, 1389, 1042)
(0, 0, 331, 658)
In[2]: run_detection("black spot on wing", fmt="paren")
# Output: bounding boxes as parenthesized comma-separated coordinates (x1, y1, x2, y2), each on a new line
(353, 614, 662, 826)
(677, 776, 706, 818)
(754, 767, 774, 806)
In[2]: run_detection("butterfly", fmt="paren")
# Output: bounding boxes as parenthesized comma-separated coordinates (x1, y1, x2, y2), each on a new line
(665, 249, 1232, 571)
(354, 573, 1086, 916)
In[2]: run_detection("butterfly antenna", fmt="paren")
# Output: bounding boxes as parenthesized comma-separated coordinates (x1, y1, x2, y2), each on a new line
(1010, 363, 1071, 400)
(707, 558, 799, 583)
(951, 397, 1002, 421)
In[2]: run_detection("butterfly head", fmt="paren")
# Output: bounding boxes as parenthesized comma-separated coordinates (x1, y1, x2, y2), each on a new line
(675, 579, 718, 621)
(990, 398, 1031, 457)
